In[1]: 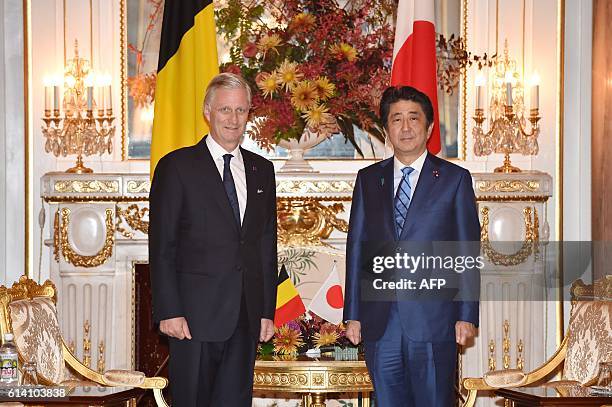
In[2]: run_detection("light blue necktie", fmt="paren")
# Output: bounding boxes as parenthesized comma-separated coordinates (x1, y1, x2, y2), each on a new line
(394, 166, 415, 238)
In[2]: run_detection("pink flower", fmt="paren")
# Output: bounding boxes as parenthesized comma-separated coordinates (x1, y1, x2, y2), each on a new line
(242, 42, 258, 58)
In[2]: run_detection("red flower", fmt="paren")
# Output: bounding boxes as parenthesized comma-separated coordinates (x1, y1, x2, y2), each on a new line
(242, 42, 258, 58)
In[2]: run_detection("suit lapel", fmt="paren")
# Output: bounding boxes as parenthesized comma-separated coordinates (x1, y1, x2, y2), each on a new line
(197, 137, 240, 234)
(378, 158, 396, 240)
(400, 153, 440, 240)
(240, 148, 258, 238)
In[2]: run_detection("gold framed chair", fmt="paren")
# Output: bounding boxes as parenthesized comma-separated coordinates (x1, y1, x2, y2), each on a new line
(461, 276, 612, 407)
(0, 276, 169, 406)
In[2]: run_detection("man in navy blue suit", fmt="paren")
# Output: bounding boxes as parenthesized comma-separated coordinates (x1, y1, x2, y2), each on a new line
(343, 86, 480, 406)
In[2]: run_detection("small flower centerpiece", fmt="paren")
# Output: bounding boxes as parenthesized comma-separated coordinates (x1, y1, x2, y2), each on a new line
(215, 0, 395, 155)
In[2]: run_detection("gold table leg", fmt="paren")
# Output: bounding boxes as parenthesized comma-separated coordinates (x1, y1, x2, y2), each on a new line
(362, 391, 371, 407)
(311, 392, 326, 407)
(302, 393, 311, 407)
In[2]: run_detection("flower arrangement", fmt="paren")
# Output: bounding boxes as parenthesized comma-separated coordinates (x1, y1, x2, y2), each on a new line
(215, 0, 396, 153)
(259, 312, 357, 356)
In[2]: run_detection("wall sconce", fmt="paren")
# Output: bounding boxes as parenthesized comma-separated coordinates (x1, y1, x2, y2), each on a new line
(473, 42, 541, 173)
(42, 40, 115, 173)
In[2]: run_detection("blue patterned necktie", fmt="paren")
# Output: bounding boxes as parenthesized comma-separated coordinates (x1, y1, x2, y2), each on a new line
(394, 166, 415, 238)
(222, 154, 241, 226)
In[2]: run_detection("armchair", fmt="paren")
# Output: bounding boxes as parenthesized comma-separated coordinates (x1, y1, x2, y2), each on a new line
(461, 276, 612, 406)
(0, 276, 169, 406)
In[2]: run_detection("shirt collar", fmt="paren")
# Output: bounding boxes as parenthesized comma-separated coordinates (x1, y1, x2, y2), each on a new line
(206, 134, 243, 163)
(394, 149, 428, 175)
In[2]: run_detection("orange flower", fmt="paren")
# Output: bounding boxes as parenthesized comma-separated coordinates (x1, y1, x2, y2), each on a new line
(290, 81, 319, 111)
(256, 72, 280, 98)
(330, 43, 358, 62)
(257, 34, 282, 57)
(290, 12, 316, 31)
(276, 60, 304, 91)
(313, 77, 335, 100)
(273, 325, 304, 355)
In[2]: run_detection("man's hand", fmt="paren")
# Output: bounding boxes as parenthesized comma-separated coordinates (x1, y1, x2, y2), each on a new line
(160, 317, 192, 340)
(260, 318, 274, 342)
(455, 321, 477, 346)
(345, 320, 362, 345)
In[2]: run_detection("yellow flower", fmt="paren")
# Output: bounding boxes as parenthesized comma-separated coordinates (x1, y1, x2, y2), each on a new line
(273, 325, 304, 355)
(302, 103, 333, 128)
(313, 330, 340, 348)
(291, 81, 319, 111)
(256, 72, 280, 98)
(290, 12, 316, 31)
(330, 43, 358, 62)
(276, 60, 303, 91)
(313, 77, 335, 100)
(257, 34, 282, 57)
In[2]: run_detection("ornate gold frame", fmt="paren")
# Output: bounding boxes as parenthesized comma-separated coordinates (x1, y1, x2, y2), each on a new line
(118, 0, 470, 162)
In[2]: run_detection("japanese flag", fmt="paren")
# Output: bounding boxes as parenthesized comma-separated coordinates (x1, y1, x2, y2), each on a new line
(308, 263, 344, 324)
(391, 0, 441, 154)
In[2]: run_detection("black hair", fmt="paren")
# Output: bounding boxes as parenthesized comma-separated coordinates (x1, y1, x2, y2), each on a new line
(379, 86, 434, 129)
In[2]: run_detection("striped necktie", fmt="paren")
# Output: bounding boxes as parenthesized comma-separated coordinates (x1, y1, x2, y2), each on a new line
(394, 166, 415, 238)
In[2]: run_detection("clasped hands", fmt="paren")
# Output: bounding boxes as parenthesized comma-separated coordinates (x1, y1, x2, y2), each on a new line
(345, 320, 477, 345)
(159, 317, 275, 342)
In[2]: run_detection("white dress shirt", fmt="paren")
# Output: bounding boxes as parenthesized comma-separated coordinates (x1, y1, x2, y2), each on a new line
(393, 149, 428, 199)
(206, 135, 247, 224)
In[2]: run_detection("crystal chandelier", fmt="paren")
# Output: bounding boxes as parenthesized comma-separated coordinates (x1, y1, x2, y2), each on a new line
(472, 42, 541, 173)
(42, 40, 115, 173)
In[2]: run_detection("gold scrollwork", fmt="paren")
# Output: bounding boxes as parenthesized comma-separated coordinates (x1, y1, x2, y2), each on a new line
(502, 320, 511, 370)
(97, 341, 105, 373)
(53, 210, 60, 262)
(480, 206, 539, 266)
(276, 180, 354, 195)
(328, 372, 371, 387)
(54, 180, 119, 194)
(83, 320, 91, 368)
(488, 340, 496, 371)
(253, 372, 309, 387)
(476, 180, 540, 193)
(277, 198, 348, 247)
(126, 180, 151, 194)
(116, 204, 149, 239)
(60, 208, 115, 267)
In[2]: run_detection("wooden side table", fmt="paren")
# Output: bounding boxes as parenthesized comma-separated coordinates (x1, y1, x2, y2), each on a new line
(254, 357, 373, 407)
(495, 386, 612, 406)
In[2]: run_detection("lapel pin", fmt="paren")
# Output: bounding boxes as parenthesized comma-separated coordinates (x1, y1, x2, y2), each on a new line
(252, 165, 257, 172)
(381, 177, 385, 186)
(433, 170, 439, 178)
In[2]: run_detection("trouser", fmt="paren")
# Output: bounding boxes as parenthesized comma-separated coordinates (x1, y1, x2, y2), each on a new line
(364, 303, 457, 407)
(169, 296, 257, 407)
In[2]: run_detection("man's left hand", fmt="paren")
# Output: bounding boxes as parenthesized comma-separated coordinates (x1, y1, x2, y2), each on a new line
(455, 321, 477, 346)
(260, 318, 274, 342)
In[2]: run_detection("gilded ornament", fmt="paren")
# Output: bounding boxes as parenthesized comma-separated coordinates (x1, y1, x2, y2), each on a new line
(480, 206, 539, 266)
(54, 180, 119, 194)
(126, 180, 151, 194)
(476, 180, 540, 193)
(276, 180, 354, 195)
(277, 198, 348, 247)
(60, 208, 115, 267)
(53, 210, 60, 262)
(116, 204, 150, 239)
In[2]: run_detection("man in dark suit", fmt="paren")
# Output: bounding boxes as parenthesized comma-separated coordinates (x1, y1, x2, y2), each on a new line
(149, 73, 277, 407)
(343, 86, 480, 406)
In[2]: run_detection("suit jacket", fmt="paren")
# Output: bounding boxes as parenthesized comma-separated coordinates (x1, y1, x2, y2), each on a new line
(343, 153, 480, 342)
(149, 136, 278, 342)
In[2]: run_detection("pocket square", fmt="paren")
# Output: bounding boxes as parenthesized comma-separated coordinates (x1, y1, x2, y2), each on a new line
(257, 189, 264, 194)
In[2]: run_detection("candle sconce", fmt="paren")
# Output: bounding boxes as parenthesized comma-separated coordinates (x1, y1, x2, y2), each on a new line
(42, 40, 115, 173)
(472, 41, 541, 173)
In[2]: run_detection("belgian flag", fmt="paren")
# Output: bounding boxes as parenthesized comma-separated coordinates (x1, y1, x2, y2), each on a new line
(151, 0, 219, 175)
(274, 265, 306, 327)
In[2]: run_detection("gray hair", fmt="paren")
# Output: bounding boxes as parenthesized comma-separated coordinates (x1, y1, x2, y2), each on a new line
(203, 72, 252, 114)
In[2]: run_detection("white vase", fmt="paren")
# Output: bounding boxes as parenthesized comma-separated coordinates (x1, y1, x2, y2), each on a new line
(277, 129, 328, 173)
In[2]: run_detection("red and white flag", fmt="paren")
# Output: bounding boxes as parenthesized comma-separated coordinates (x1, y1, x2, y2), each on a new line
(309, 263, 344, 324)
(391, 0, 441, 155)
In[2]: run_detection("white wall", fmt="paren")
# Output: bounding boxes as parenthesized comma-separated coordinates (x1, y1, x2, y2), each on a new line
(0, 0, 25, 285)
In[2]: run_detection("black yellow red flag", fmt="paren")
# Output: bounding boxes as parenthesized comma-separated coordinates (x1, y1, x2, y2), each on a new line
(151, 0, 219, 175)
(274, 265, 306, 327)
